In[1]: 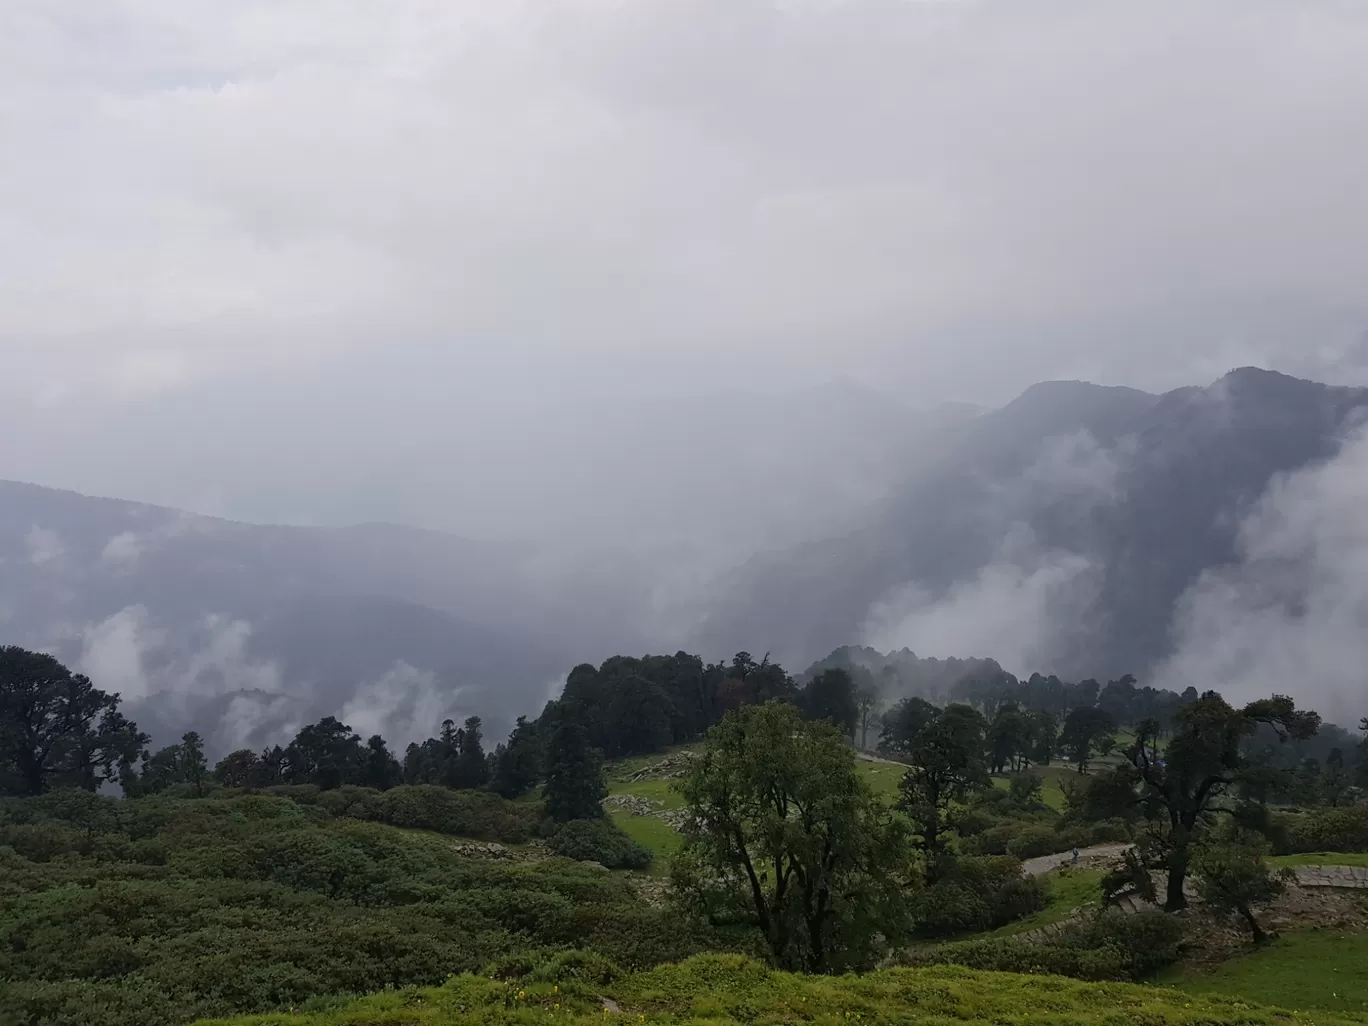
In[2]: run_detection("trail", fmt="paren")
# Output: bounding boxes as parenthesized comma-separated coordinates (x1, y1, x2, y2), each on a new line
(1019, 843, 1132, 877)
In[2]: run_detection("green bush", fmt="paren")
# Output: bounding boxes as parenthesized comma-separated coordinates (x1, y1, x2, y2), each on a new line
(1275, 804, 1368, 855)
(547, 818, 653, 870)
(910, 856, 1045, 938)
(0, 791, 709, 1026)
(1005, 825, 1062, 860)
(901, 908, 1184, 981)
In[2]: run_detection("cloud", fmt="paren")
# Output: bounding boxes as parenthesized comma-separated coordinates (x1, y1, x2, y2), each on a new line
(1155, 426, 1368, 726)
(3, 0, 1368, 418)
(338, 661, 459, 750)
(862, 524, 1100, 677)
(25, 526, 64, 566)
(79, 605, 166, 699)
(100, 531, 143, 566)
(77, 604, 280, 703)
(1018, 431, 1125, 505)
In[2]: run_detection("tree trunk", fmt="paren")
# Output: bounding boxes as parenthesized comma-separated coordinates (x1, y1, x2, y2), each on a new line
(1240, 905, 1266, 943)
(1165, 855, 1189, 911)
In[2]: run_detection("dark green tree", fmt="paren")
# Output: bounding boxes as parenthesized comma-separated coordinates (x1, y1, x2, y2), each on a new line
(799, 668, 859, 738)
(214, 748, 262, 788)
(987, 704, 1029, 773)
(1128, 692, 1319, 910)
(854, 685, 881, 750)
(729, 652, 798, 706)
(491, 715, 542, 798)
(1029, 709, 1058, 766)
(283, 717, 365, 790)
(362, 735, 403, 790)
(542, 704, 607, 822)
(877, 696, 940, 760)
(673, 701, 913, 972)
(605, 675, 674, 756)
(1060, 706, 1117, 774)
(1192, 843, 1290, 943)
(897, 704, 989, 876)
(455, 716, 489, 789)
(0, 646, 147, 795)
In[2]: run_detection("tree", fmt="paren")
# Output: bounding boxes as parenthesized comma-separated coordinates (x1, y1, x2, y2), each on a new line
(897, 704, 989, 876)
(729, 652, 798, 706)
(455, 716, 489, 789)
(491, 716, 541, 798)
(605, 675, 674, 756)
(877, 696, 940, 760)
(799, 668, 859, 738)
(214, 749, 262, 789)
(283, 717, 365, 790)
(179, 732, 208, 796)
(1323, 747, 1351, 807)
(1192, 843, 1290, 943)
(988, 705, 1029, 774)
(854, 686, 881, 750)
(0, 647, 147, 796)
(1128, 692, 1319, 910)
(542, 703, 607, 822)
(1060, 706, 1117, 774)
(362, 735, 403, 790)
(1029, 710, 1058, 766)
(673, 701, 912, 973)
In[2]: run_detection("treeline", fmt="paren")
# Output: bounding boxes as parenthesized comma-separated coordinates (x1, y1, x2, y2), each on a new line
(0, 645, 854, 809)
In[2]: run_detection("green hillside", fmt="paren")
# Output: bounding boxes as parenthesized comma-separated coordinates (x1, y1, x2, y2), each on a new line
(1161, 931, 1368, 1017)
(192, 953, 1362, 1026)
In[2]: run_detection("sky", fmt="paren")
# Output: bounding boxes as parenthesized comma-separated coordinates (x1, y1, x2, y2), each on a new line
(4, 0, 1368, 529)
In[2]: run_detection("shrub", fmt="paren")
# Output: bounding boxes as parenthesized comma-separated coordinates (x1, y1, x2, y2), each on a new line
(1275, 804, 1368, 855)
(901, 908, 1184, 981)
(374, 785, 541, 842)
(547, 818, 653, 870)
(910, 856, 1045, 938)
(1005, 825, 1063, 860)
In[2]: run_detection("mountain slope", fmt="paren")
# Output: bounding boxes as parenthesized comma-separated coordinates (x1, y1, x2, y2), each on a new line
(0, 481, 568, 753)
(697, 368, 1368, 681)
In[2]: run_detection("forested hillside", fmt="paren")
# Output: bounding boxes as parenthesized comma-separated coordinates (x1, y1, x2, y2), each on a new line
(702, 368, 1368, 678)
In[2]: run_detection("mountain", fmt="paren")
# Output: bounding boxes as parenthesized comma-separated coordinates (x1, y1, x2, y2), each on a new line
(0, 481, 574, 755)
(695, 368, 1368, 682)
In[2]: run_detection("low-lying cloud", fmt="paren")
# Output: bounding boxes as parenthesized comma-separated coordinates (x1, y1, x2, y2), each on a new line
(1155, 426, 1368, 725)
(862, 525, 1099, 677)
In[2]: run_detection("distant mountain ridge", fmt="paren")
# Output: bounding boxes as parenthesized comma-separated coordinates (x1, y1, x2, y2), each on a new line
(694, 368, 1368, 682)
(4, 367, 1365, 752)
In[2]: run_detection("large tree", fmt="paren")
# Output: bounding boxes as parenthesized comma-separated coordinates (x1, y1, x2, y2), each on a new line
(1193, 843, 1290, 943)
(541, 703, 608, 822)
(897, 703, 989, 876)
(799, 668, 859, 738)
(491, 715, 541, 799)
(877, 696, 940, 761)
(1059, 706, 1117, 774)
(0, 647, 147, 796)
(674, 701, 912, 973)
(136, 731, 208, 796)
(282, 717, 366, 790)
(1128, 692, 1319, 909)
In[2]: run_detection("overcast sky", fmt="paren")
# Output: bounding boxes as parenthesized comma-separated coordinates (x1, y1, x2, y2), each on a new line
(4, 0, 1368, 525)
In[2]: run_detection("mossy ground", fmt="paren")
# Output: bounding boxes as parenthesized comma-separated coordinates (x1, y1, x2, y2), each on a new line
(192, 952, 1365, 1026)
(1159, 930, 1368, 1018)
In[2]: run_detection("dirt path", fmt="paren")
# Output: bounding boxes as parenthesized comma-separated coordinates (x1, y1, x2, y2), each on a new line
(1020, 843, 1132, 876)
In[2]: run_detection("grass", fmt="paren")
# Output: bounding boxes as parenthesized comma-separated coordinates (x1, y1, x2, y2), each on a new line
(856, 758, 904, 801)
(1158, 930, 1368, 1017)
(989, 868, 1105, 938)
(1271, 852, 1368, 868)
(193, 952, 1366, 1026)
(610, 811, 682, 870)
(989, 765, 1074, 812)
